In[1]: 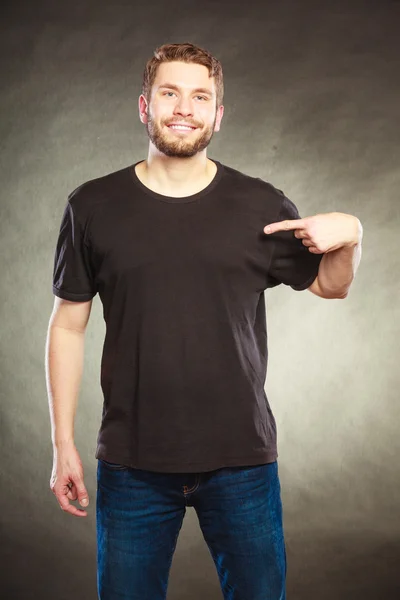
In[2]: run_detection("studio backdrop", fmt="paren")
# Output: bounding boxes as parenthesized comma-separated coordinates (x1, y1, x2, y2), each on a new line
(1, 0, 399, 598)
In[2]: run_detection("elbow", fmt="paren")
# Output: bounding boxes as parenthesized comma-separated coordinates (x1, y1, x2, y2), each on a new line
(324, 292, 348, 300)
(319, 287, 349, 300)
(333, 286, 350, 299)
(322, 281, 352, 300)
(308, 276, 351, 299)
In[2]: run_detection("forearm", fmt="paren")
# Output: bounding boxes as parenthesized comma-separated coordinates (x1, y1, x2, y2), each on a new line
(318, 238, 362, 298)
(45, 325, 85, 447)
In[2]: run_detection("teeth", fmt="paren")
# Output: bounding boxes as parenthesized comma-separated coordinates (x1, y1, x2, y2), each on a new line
(169, 125, 194, 131)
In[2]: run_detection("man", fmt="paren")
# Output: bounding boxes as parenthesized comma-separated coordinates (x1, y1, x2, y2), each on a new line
(46, 42, 362, 600)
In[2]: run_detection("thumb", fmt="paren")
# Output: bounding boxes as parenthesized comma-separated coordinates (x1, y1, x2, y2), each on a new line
(75, 478, 89, 507)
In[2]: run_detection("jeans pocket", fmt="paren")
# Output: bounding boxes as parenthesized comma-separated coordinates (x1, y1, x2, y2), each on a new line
(100, 459, 129, 471)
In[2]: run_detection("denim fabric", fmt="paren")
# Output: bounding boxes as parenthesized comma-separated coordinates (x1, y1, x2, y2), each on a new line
(96, 460, 286, 599)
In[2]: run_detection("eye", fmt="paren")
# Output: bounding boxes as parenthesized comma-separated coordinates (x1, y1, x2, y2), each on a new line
(163, 91, 176, 97)
(196, 96, 208, 101)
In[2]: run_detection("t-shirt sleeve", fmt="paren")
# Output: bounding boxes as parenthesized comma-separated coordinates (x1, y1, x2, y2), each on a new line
(267, 195, 323, 291)
(52, 200, 97, 301)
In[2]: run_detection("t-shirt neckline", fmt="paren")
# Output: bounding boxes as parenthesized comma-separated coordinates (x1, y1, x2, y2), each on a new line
(128, 159, 224, 204)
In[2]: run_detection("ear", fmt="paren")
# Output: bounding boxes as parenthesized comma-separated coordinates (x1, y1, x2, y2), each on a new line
(214, 104, 224, 133)
(138, 95, 149, 124)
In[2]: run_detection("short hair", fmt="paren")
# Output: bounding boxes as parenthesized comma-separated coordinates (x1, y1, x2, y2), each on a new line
(142, 42, 224, 108)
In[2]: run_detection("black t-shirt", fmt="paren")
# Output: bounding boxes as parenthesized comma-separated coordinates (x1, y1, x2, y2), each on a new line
(52, 159, 323, 473)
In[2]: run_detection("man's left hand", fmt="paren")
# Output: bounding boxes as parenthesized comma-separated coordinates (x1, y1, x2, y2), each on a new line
(264, 212, 362, 254)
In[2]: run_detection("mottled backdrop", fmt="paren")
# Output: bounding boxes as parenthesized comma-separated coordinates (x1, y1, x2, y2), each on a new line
(1, 0, 399, 598)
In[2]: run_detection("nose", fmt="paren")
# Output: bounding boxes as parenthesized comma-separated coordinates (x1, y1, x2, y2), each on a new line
(173, 96, 194, 118)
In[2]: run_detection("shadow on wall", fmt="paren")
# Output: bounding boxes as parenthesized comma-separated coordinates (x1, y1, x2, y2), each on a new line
(1, 526, 399, 599)
(0, 527, 97, 600)
(285, 529, 400, 600)
(169, 527, 400, 599)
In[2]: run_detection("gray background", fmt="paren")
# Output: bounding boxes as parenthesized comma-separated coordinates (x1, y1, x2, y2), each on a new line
(1, 0, 400, 598)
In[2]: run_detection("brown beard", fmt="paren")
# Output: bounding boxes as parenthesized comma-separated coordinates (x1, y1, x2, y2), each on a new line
(145, 111, 217, 158)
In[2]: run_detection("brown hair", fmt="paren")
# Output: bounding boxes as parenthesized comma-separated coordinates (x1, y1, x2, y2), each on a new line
(142, 42, 224, 108)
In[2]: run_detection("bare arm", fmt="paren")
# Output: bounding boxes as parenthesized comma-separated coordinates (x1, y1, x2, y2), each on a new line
(45, 296, 93, 517)
(308, 241, 362, 299)
(45, 297, 92, 444)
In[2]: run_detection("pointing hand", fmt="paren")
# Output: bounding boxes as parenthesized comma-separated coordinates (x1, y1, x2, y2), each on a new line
(264, 212, 362, 254)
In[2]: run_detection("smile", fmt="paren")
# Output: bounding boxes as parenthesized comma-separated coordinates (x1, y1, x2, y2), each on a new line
(167, 125, 197, 132)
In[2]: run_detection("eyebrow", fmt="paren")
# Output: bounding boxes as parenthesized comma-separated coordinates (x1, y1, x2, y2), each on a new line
(158, 83, 214, 96)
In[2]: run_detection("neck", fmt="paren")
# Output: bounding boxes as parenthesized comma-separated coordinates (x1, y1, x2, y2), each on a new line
(143, 148, 211, 190)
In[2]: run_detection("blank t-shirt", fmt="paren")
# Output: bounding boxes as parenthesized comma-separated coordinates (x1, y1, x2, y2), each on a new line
(52, 159, 323, 473)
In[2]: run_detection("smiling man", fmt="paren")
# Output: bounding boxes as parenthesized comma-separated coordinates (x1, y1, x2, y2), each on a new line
(135, 58, 224, 197)
(47, 42, 363, 600)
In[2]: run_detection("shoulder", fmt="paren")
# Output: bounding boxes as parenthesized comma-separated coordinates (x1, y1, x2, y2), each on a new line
(219, 161, 285, 197)
(66, 164, 132, 218)
(217, 161, 295, 217)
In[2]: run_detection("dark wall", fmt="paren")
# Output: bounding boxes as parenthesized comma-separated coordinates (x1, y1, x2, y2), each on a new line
(1, 0, 399, 598)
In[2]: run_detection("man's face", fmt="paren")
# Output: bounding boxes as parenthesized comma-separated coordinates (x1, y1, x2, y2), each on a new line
(139, 61, 224, 158)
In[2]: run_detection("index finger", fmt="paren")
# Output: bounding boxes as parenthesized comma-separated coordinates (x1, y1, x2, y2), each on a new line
(264, 218, 306, 234)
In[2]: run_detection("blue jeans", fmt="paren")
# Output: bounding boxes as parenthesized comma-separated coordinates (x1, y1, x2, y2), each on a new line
(96, 460, 286, 599)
